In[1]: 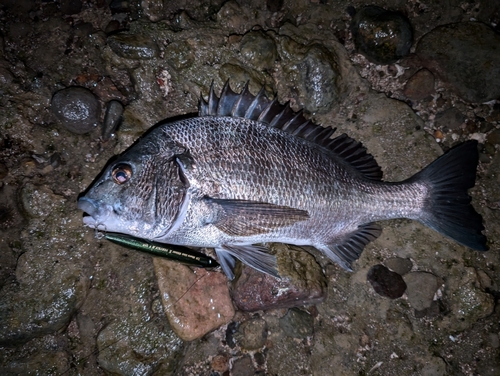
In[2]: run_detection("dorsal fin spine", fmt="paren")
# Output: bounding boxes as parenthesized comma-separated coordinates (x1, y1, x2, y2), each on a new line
(199, 81, 383, 181)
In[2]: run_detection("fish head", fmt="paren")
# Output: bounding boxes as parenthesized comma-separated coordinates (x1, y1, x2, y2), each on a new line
(77, 134, 190, 239)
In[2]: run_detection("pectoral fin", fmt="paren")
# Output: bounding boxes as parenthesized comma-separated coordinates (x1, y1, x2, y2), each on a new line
(205, 197, 309, 236)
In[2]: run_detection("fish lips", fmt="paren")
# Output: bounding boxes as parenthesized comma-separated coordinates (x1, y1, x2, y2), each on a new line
(77, 197, 113, 229)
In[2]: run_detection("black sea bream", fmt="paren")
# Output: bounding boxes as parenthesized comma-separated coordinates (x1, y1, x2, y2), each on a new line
(78, 82, 488, 279)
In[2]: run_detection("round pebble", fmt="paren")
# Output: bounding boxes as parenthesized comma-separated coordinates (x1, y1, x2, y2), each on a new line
(51, 87, 101, 134)
(367, 264, 407, 299)
(351, 6, 413, 64)
(435, 108, 466, 130)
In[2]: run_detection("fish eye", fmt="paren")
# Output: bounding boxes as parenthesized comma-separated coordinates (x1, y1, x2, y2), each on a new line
(111, 163, 133, 184)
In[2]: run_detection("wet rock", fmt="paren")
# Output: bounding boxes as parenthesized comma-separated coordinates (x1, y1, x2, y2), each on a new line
(231, 355, 255, 376)
(384, 257, 412, 275)
(240, 31, 277, 71)
(232, 244, 326, 311)
(435, 107, 466, 130)
(0, 249, 89, 345)
(285, 44, 345, 114)
(51, 87, 101, 134)
(153, 258, 235, 341)
(102, 100, 124, 140)
(417, 22, 500, 103)
(0, 67, 14, 86)
(165, 41, 195, 70)
(367, 264, 407, 299)
(107, 33, 160, 59)
(404, 69, 435, 100)
(19, 183, 66, 218)
(403, 271, 439, 311)
(97, 318, 183, 375)
(350, 6, 413, 64)
(279, 308, 314, 338)
(235, 317, 267, 350)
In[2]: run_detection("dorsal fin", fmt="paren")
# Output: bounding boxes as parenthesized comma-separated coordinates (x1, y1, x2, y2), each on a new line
(199, 81, 383, 180)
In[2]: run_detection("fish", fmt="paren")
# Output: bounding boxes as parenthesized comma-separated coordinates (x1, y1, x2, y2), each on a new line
(77, 81, 488, 280)
(104, 232, 219, 268)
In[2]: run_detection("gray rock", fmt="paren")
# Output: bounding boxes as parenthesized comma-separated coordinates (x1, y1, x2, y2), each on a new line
(51, 87, 101, 134)
(279, 308, 314, 339)
(403, 271, 439, 311)
(285, 44, 345, 114)
(384, 257, 413, 275)
(417, 22, 500, 102)
(435, 108, 466, 130)
(107, 33, 160, 59)
(231, 355, 255, 376)
(102, 100, 124, 140)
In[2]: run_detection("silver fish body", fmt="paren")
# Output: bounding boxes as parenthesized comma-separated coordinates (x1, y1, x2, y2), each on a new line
(78, 82, 487, 279)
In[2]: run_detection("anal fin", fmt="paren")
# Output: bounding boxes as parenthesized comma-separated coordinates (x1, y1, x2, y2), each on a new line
(215, 245, 279, 280)
(318, 223, 382, 271)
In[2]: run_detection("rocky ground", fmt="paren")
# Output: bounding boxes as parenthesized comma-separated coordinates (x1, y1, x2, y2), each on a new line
(0, 0, 499, 375)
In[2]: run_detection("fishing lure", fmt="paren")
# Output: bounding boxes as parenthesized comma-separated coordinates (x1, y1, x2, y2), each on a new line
(104, 233, 220, 268)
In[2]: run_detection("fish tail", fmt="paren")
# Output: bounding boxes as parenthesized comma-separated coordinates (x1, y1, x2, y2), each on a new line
(412, 140, 487, 251)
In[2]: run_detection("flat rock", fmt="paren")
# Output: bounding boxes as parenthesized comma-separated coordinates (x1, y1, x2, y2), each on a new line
(403, 271, 439, 311)
(154, 258, 235, 341)
(231, 244, 326, 312)
(417, 22, 500, 102)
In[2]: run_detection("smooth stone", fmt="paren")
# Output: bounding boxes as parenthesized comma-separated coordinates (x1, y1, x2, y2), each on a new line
(404, 69, 435, 100)
(231, 244, 326, 312)
(403, 271, 439, 311)
(351, 5, 413, 64)
(51, 87, 101, 134)
(384, 257, 413, 275)
(153, 258, 235, 341)
(102, 100, 124, 140)
(367, 264, 407, 299)
(417, 22, 500, 102)
(107, 33, 160, 59)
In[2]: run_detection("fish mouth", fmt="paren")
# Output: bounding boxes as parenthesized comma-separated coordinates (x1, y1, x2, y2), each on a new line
(77, 197, 111, 228)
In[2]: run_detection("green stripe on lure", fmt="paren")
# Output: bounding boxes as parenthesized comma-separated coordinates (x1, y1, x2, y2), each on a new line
(104, 233, 220, 268)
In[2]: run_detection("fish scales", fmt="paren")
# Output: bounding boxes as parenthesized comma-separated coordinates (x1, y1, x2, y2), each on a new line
(78, 82, 487, 279)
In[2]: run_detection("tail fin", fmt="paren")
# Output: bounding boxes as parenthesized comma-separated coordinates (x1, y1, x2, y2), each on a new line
(412, 141, 487, 251)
